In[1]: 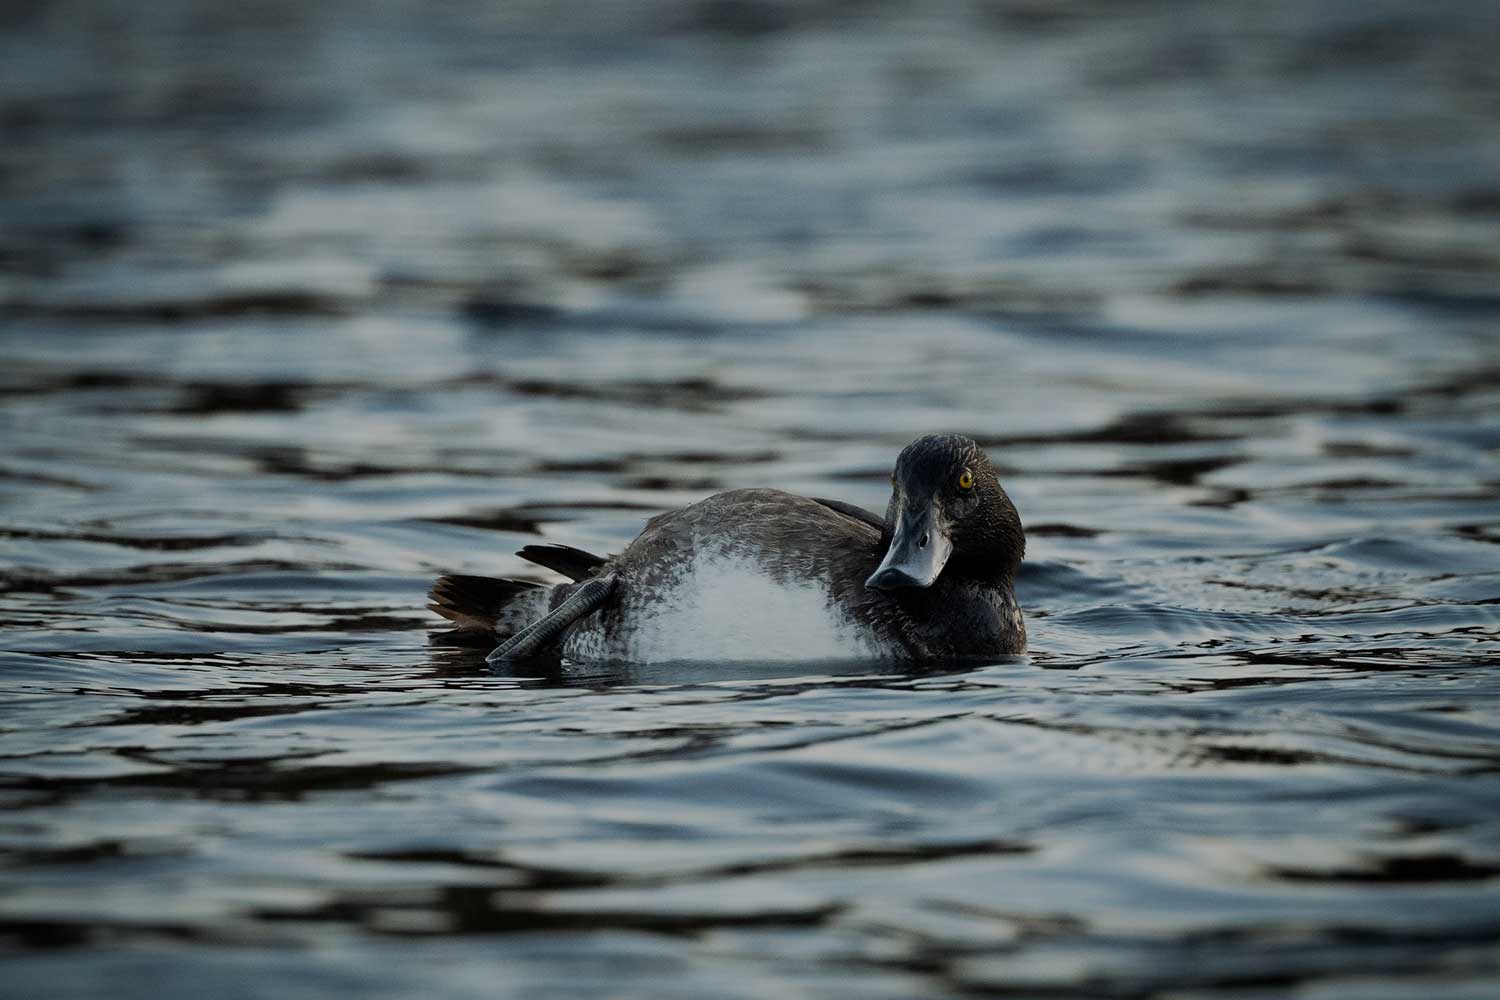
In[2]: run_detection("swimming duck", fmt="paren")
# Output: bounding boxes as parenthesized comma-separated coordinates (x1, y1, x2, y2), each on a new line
(429, 434, 1025, 663)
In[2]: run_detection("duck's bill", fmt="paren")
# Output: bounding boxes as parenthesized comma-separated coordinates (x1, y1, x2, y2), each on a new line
(865, 506, 952, 590)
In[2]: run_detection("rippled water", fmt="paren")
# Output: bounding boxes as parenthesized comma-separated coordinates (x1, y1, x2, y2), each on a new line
(4, 1, 1500, 996)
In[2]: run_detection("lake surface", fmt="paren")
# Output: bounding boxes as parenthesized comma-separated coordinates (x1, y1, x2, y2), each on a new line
(3, 1, 1500, 996)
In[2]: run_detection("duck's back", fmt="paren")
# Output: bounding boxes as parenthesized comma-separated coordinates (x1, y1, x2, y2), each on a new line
(562, 489, 889, 663)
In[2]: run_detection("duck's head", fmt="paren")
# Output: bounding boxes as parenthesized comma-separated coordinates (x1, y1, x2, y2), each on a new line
(866, 434, 1024, 591)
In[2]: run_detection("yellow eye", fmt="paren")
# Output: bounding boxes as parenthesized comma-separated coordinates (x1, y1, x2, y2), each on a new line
(958, 469, 974, 490)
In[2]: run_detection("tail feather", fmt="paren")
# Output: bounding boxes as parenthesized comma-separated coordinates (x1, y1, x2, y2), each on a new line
(428, 574, 544, 632)
(516, 543, 608, 582)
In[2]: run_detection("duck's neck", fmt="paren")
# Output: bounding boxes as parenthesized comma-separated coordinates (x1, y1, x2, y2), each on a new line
(942, 548, 1019, 591)
(893, 570, 1024, 657)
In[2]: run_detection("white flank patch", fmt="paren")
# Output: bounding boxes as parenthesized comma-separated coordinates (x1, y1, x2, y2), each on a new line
(564, 545, 882, 665)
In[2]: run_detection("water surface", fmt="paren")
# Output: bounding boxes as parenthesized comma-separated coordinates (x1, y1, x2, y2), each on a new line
(3, 1, 1500, 996)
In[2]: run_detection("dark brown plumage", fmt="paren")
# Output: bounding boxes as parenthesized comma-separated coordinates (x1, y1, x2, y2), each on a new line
(428, 434, 1026, 663)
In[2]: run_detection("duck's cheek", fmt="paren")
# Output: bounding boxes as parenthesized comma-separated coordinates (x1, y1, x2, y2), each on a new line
(938, 505, 968, 539)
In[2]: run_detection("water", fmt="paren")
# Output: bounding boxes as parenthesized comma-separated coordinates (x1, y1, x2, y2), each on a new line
(3, 1, 1500, 996)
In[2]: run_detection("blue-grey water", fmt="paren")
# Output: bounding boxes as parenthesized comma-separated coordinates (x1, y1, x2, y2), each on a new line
(3, 1, 1500, 997)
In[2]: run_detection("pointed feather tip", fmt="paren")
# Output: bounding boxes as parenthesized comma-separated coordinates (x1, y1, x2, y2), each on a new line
(516, 543, 608, 582)
(427, 573, 542, 631)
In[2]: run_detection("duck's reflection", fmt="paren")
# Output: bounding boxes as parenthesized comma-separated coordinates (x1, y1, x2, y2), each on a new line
(427, 631, 1027, 688)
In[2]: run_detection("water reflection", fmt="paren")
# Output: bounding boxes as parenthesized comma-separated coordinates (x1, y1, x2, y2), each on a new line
(485, 653, 1035, 689)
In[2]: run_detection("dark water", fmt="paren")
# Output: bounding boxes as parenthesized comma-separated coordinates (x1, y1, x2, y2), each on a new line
(4, 1, 1500, 996)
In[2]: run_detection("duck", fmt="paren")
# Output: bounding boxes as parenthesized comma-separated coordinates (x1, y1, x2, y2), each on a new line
(428, 434, 1026, 664)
